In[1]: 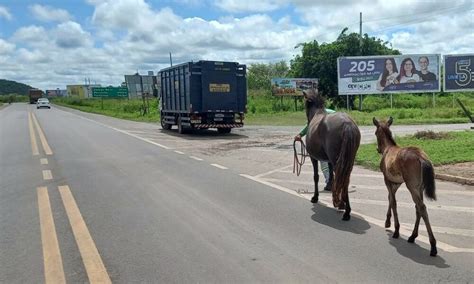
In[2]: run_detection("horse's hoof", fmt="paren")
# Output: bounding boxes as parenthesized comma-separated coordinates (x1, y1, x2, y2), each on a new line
(430, 246, 437, 257)
(392, 232, 399, 239)
(407, 236, 416, 243)
(323, 186, 331, 192)
(384, 220, 391, 228)
(311, 196, 318, 203)
(342, 214, 350, 221)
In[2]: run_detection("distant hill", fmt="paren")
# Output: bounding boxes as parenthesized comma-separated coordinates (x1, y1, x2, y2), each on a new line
(0, 79, 35, 96)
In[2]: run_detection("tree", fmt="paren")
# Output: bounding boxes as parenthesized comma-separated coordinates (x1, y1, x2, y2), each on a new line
(289, 29, 400, 107)
(247, 61, 289, 90)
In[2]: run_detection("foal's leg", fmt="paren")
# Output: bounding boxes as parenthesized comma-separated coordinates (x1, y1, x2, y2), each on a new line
(408, 186, 437, 256)
(385, 192, 391, 228)
(408, 204, 421, 243)
(385, 178, 401, 238)
(310, 157, 319, 203)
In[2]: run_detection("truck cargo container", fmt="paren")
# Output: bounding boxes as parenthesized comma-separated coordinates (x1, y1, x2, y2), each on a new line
(159, 60, 246, 134)
(28, 89, 43, 104)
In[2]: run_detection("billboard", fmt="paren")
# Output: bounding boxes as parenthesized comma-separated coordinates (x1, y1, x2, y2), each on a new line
(67, 85, 86, 98)
(271, 78, 318, 96)
(337, 54, 441, 95)
(92, 87, 128, 98)
(444, 54, 474, 92)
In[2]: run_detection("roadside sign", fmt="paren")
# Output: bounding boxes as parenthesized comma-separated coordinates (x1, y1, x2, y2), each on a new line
(92, 87, 128, 98)
(444, 54, 474, 92)
(271, 78, 318, 96)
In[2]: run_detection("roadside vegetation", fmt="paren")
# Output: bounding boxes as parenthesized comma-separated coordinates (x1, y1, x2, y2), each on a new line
(355, 130, 474, 170)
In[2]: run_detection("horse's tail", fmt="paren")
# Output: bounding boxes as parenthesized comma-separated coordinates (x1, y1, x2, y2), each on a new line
(421, 159, 436, 201)
(333, 123, 361, 207)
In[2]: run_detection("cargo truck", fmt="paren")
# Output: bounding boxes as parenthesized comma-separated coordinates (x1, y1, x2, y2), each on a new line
(29, 89, 43, 104)
(159, 60, 246, 134)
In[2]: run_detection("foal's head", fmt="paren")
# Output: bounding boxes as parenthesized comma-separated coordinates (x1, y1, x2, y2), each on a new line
(372, 116, 396, 153)
(302, 89, 325, 122)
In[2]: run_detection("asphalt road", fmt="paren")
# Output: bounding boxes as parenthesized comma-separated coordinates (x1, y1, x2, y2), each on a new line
(1, 103, 473, 283)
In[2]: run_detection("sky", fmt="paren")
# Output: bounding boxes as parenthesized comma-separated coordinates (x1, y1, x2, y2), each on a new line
(0, 0, 472, 90)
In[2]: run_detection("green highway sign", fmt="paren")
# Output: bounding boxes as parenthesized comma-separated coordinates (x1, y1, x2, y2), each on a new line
(92, 87, 128, 98)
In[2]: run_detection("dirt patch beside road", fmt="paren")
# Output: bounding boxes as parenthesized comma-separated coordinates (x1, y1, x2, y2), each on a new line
(435, 162, 474, 185)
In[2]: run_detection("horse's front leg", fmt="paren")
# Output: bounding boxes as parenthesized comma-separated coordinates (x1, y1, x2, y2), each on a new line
(310, 157, 319, 203)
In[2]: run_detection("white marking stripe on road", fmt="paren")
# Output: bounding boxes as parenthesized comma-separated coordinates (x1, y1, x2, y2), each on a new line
(254, 165, 293, 178)
(263, 177, 474, 196)
(58, 185, 111, 283)
(240, 174, 474, 254)
(28, 112, 39, 156)
(211, 164, 228, 170)
(41, 158, 48, 165)
(37, 187, 66, 284)
(277, 170, 384, 179)
(174, 150, 185, 155)
(43, 170, 53, 180)
(190, 156, 203, 161)
(31, 112, 53, 155)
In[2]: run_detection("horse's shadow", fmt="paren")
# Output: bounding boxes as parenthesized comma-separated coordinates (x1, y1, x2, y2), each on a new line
(387, 232, 449, 268)
(310, 201, 371, 235)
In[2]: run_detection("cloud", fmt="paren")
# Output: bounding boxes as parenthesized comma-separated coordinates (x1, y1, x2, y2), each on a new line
(214, 0, 284, 13)
(0, 6, 12, 20)
(29, 4, 72, 22)
(54, 21, 93, 48)
(12, 26, 47, 43)
(0, 38, 15, 54)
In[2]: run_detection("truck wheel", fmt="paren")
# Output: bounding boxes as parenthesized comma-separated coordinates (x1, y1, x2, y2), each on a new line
(218, 128, 231, 134)
(161, 119, 172, 130)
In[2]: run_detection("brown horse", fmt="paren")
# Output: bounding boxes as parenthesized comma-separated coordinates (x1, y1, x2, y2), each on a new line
(373, 117, 438, 256)
(303, 89, 361, 221)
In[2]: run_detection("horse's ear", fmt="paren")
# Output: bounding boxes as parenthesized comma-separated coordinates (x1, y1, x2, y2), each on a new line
(372, 117, 379, 127)
(387, 116, 393, 127)
(302, 90, 307, 99)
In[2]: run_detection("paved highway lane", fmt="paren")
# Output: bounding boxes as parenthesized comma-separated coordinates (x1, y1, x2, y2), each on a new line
(1, 104, 473, 283)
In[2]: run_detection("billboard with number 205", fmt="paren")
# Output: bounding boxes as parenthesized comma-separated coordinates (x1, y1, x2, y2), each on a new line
(337, 54, 440, 95)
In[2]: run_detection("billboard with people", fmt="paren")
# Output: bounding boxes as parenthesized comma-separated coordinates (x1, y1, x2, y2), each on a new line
(444, 54, 474, 92)
(337, 54, 441, 95)
(271, 78, 318, 96)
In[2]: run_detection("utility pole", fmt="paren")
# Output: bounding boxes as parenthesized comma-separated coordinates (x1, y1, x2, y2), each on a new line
(169, 52, 173, 67)
(359, 12, 363, 111)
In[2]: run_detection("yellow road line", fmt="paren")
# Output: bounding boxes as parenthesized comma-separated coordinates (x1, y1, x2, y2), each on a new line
(28, 112, 39, 156)
(58, 185, 111, 284)
(31, 112, 53, 155)
(37, 187, 66, 284)
(42, 170, 53, 180)
(41, 158, 49, 165)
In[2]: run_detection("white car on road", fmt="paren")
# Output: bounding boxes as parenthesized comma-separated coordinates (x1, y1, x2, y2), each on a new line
(36, 98, 51, 109)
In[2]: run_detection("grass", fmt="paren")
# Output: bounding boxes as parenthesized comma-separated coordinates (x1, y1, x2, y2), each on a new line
(355, 130, 474, 170)
(53, 97, 160, 123)
(52, 91, 474, 126)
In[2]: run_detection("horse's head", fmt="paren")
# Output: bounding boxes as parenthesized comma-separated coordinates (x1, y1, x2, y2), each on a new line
(372, 117, 395, 153)
(302, 89, 325, 122)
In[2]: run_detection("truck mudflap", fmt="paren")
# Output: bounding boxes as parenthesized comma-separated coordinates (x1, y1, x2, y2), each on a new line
(193, 123, 243, 128)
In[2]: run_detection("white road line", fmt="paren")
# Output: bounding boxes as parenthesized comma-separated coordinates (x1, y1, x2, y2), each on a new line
(262, 177, 473, 196)
(211, 164, 228, 170)
(278, 170, 384, 179)
(254, 164, 293, 178)
(40, 158, 48, 165)
(174, 150, 185, 155)
(43, 170, 53, 180)
(240, 174, 474, 254)
(190, 156, 203, 161)
(55, 108, 172, 150)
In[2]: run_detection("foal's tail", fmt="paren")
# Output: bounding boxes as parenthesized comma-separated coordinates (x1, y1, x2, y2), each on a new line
(421, 159, 436, 201)
(333, 123, 361, 207)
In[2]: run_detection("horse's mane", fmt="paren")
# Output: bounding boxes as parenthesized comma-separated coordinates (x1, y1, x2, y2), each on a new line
(381, 125, 397, 146)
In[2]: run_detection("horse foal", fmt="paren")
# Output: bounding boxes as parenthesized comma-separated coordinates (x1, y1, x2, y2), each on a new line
(373, 117, 437, 257)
